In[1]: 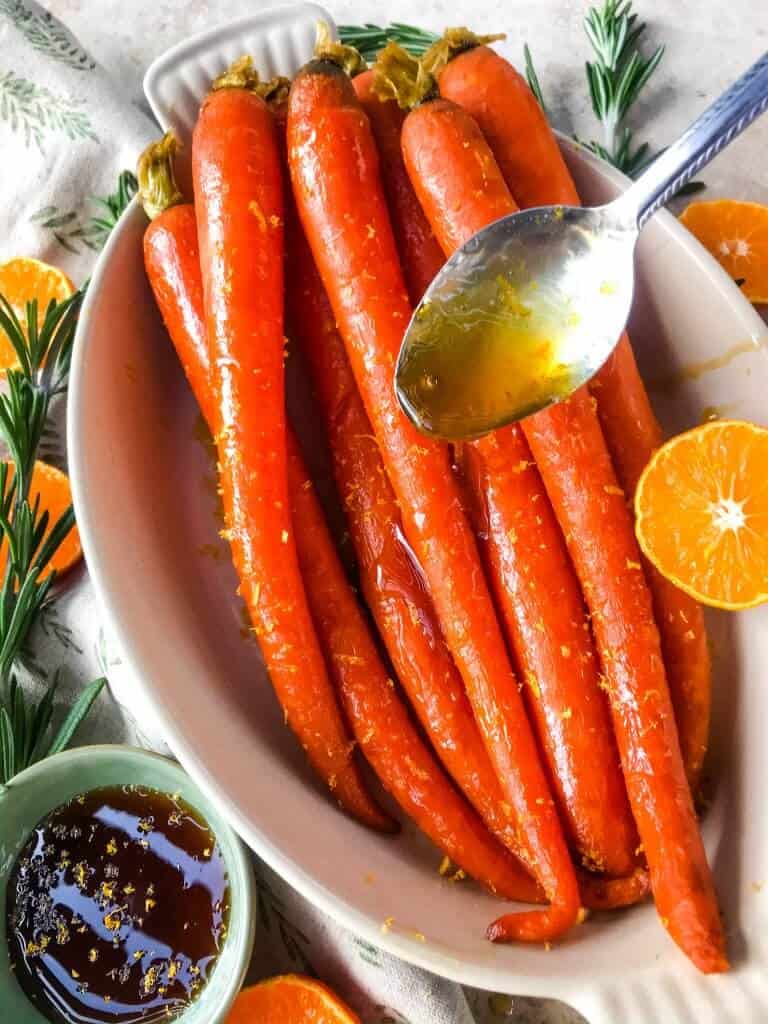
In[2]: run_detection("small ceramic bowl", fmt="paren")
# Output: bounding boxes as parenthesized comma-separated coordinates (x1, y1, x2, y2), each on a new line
(0, 745, 255, 1023)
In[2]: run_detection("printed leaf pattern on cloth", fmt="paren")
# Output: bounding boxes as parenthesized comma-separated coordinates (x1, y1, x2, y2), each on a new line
(30, 204, 100, 254)
(0, 0, 95, 71)
(29, 170, 137, 254)
(0, 70, 98, 151)
(254, 866, 316, 977)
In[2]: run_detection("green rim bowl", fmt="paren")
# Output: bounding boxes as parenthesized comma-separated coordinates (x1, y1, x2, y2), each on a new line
(0, 744, 255, 1023)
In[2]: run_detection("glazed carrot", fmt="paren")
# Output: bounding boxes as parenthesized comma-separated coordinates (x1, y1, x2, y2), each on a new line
(285, 196, 540, 899)
(352, 69, 444, 304)
(285, 192, 650, 909)
(379, 65, 637, 878)
(432, 30, 710, 792)
(395, 76, 725, 972)
(458, 431, 637, 877)
(139, 135, 545, 898)
(288, 51, 580, 941)
(286, 432, 549, 900)
(140, 144, 548, 897)
(188, 73, 392, 832)
(523, 395, 725, 971)
(590, 347, 711, 790)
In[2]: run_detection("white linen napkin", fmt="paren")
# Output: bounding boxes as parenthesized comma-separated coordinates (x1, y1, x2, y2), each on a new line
(0, 4, 584, 1022)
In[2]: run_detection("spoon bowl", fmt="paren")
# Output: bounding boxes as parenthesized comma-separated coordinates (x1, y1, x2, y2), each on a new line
(395, 203, 636, 439)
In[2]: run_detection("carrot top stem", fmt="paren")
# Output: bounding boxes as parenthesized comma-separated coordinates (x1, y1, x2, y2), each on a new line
(211, 55, 290, 102)
(212, 55, 261, 91)
(373, 42, 436, 110)
(136, 132, 184, 221)
(314, 21, 367, 77)
(422, 28, 506, 76)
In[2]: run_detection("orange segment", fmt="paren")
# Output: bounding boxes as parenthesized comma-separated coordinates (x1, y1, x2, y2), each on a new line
(0, 257, 75, 373)
(226, 975, 360, 1024)
(0, 461, 82, 580)
(679, 199, 768, 303)
(635, 420, 768, 610)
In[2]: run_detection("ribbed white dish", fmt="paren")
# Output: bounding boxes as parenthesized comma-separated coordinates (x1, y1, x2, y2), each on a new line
(70, 5, 768, 1020)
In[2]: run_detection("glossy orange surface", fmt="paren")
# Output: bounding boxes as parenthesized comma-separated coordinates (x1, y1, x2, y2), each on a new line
(401, 71, 725, 971)
(0, 257, 74, 374)
(402, 97, 637, 879)
(352, 69, 444, 305)
(680, 199, 768, 303)
(149, 116, 390, 832)
(438, 40, 712, 795)
(226, 975, 360, 1024)
(636, 420, 768, 610)
(288, 60, 579, 941)
(0, 461, 82, 580)
(285, 198, 541, 902)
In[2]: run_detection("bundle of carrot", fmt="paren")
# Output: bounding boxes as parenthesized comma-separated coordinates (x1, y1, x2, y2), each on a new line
(136, 24, 724, 973)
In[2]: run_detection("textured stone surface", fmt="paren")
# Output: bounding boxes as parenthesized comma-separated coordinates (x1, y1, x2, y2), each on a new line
(49, 0, 768, 209)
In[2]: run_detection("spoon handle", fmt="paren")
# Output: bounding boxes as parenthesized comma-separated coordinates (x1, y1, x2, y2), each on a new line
(619, 50, 768, 229)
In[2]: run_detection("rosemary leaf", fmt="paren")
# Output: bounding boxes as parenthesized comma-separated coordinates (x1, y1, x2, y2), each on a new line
(26, 677, 57, 765)
(338, 22, 438, 62)
(81, 170, 138, 251)
(47, 677, 106, 757)
(0, 705, 14, 784)
(524, 44, 547, 111)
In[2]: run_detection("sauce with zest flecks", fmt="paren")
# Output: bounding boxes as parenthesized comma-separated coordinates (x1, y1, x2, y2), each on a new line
(6, 785, 229, 1023)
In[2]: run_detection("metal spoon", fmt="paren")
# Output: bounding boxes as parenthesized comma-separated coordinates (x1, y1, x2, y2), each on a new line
(395, 51, 768, 440)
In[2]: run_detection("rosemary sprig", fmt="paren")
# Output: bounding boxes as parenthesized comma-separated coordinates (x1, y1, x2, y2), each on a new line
(525, 0, 664, 177)
(582, 0, 664, 172)
(0, 288, 106, 784)
(524, 1, 704, 194)
(338, 23, 438, 62)
(81, 169, 138, 251)
(523, 43, 547, 113)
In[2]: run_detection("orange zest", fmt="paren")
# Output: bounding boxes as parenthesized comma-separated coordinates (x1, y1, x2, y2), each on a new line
(635, 420, 768, 609)
(226, 975, 361, 1024)
(679, 200, 768, 303)
(0, 257, 75, 373)
(0, 461, 82, 580)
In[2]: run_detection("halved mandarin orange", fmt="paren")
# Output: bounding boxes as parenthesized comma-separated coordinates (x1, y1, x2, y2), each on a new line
(0, 257, 75, 373)
(226, 975, 360, 1024)
(635, 420, 768, 610)
(0, 461, 82, 580)
(679, 199, 768, 303)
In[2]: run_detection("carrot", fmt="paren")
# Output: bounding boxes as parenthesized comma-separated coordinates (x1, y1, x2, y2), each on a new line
(288, 52, 580, 941)
(140, 133, 542, 899)
(352, 69, 444, 305)
(285, 193, 540, 901)
(394, 69, 725, 972)
(376, 60, 637, 879)
(458, 431, 637, 877)
(286, 431, 549, 900)
(590, 347, 711, 791)
(285, 198, 650, 910)
(431, 30, 711, 792)
(185, 73, 393, 833)
(523, 394, 725, 971)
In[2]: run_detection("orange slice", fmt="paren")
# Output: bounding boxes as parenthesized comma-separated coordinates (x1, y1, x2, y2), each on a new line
(227, 975, 361, 1024)
(0, 257, 75, 373)
(0, 461, 82, 580)
(635, 420, 768, 609)
(679, 199, 768, 303)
